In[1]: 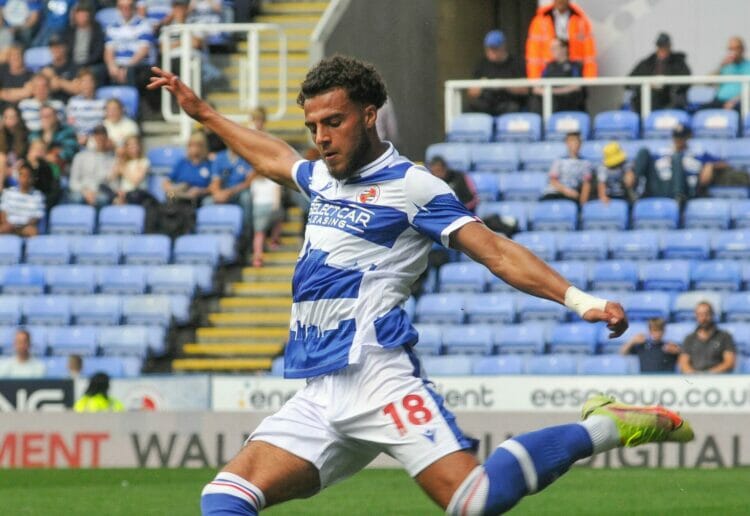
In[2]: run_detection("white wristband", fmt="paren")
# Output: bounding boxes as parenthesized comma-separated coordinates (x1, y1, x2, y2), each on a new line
(564, 286, 607, 317)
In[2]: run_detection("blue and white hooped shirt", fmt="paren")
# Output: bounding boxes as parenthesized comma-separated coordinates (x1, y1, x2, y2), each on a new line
(286, 144, 480, 378)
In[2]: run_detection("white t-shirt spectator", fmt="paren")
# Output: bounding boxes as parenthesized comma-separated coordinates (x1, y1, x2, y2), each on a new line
(18, 98, 66, 133)
(103, 116, 140, 148)
(251, 176, 282, 211)
(0, 186, 45, 225)
(67, 96, 107, 137)
(0, 357, 46, 378)
(105, 14, 156, 67)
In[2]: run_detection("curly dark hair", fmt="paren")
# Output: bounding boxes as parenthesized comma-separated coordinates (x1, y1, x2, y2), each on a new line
(297, 55, 387, 109)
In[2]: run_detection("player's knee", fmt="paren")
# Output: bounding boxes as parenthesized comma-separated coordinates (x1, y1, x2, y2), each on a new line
(200, 472, 265, 515)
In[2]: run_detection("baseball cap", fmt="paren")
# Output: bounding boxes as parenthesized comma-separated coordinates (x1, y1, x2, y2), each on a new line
(48, 33, 66, 46)
(656, 33, 671, 48)
(484, 30, 505, 49)
(602, 142, 627, 168)
(672, 123, 691, 139)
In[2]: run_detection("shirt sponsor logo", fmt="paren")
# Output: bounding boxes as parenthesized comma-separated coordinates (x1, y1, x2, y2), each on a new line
(308, 198, 373, 233)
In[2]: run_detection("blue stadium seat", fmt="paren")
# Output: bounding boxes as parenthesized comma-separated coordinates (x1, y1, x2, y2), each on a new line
(23, 235, 70, 265)
(270, 357, 284, 376)
(514, 231, 557, 261)
(0, 235, 22, 265)
(148, 146, 187, 175)
(23, 46, 52, 72)
(640, 260, 691, 291)
(545, 111, 590, 140)
(740, 357, 750, 373)
(122, 235, 171, 265)
(691, 109, 739, 139)
(742, 262, 750, 289)
(724, 139, 750, 170)
(592, 111, 640, 140)
(469, 173, 500, 202)
(632, 198, 679, 230)
(415, 294, 464, 324)
(169, 295, 191, 325)
(122, 295, 172, 326)
(498, 172, 547, 201)
(608, 230, 659, 260)
(686, 85, 717, 112)
(42, 356, 69, 378)
(723, 293, 750, 322)
(0, 297, 21, 325)
(598, 321, 648, 354)
(82, 357, 128, 378)
(581, 200, 629, 230)
(660, 230, 711, 259)
(708, 185, 749, 200)
(494, 113, 542, 142)
(197, 204, 244, 235)
(147, 265, 197, 295)
(549, 322, 598, 354)
(672, 291, 723, 322)
(98, 205, 146, 234)
(0, 326, 15, 353)
(525, 354, 578, 374)
(684, 199, 731, 230)
(447, 113, 494, 142)
(493, 323, 546, 354)
(531, 200, 577, 231)
(465, 293, 515, 324)
(49, 204, 96, 235)
(472, 355, 524, 374)
(477, 201, 528, 231)
(639, 139, 672, 157)
(420, 355, 473, 376)
(94, 7, 120, 28)
(442, 325, 493, 355)
(579, 355, 634, 375)
(691, 260, 741, 291)
(712, 230, 750, 259)
(591, 261, 639, 291)
(190, 264, 214, 293)
(425, 143, 471, 171)
(173, 235, 221, 266)
(550, 261, 588, 289)
(23, 296, 71, 325)
(623, 291, 671, 321)
(722, 323, 750, 355)
(47, 326, 98, 356)
(731, 200, 750, 228)
(2, 265, 45, 295)
(72, 235, 121, 265)
(413, 324, 442, 355)
(71, 295, 121, 325)
(215, 234, 238, 264)
(519, 141, 566, 171)
(99, 326, 152, 357)
(98, 266, 147, 294)
(557, 231, 609, 261)
(470, 143, 520, 172)
(517, 296, 567, 322)
(23, 326, 49, 354)
(47, 265, 97, 295)
(643, 110, 690, 139)
(96, 86, 139, 119)
(689, 138, 726, 159)
(403, 297, 416, 321)
(663, 321, 694, 345)
(439, 262, 485, 293)
(579, 140, 606, 162)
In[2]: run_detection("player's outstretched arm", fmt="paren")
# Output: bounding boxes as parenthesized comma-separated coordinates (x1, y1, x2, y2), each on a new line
(147, 67, 301, 189)
(450, 222, 628, 337)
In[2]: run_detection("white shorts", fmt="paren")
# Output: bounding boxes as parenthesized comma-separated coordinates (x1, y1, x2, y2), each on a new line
(248, 346, 476, 488)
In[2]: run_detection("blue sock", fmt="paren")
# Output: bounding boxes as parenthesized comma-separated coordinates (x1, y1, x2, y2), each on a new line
(201, 472, 265, 515)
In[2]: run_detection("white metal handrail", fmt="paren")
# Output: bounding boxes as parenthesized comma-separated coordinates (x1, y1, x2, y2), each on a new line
(445, 75, 750, 132)
(159, 23, 287, 141)
(310, 0, 350, 64)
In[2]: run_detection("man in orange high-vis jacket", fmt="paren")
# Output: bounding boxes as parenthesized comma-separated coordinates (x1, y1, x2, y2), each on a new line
(526, 0, 597, 79)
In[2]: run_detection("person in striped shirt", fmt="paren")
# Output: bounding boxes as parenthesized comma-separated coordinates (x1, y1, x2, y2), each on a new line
(66, 69, 107, 146)
(104, 0, 157, 87)
(0, 160, 44, 236)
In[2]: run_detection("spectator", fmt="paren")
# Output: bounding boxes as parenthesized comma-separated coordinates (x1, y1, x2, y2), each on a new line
(0, 1, 42, 48)
(25, 139, 61, 210)
(0, 161, 45, 237)
(250, 172, 283, 267)
(63, 0, 107, 86)
(30, 0, 76, 48)
(597, 142, 637, 204)
(42, 33, 79, 102)
(107, 134, 153, 205)
(376, 97, 400, 146)
(68, 354, 83, 379)
(0, 44, 32, 104)
(526, 0, 597, 78)
(706, 36, 750, 111)
(17, 74, 66, 133)
(0, 105, 28, 184)
(540, 131, 591, 204)
(137, 0, 176, 30)
(74, 372, 125, 412)
(66, 69, 107, 146)
(629, 33, 691, 112)
(103, 98, 139, 149)
(467, 30, 528, 116)
(0, 329, 45, 378)
(67, 125, 114, 207)
(427, 156, 479, 213)
(31, 105, 79, 167)
(620, 318, 681, 373)
(104, 0, 157, 88)
(208, 148, 253, 230)
(162, 130, 213, 203)
(530, 38, 585, 113)
(679, 302, 736, 374)
(188, 0, 223, 25)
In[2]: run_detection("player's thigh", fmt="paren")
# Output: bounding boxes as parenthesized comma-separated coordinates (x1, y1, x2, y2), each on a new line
(415, 450, 479, 509)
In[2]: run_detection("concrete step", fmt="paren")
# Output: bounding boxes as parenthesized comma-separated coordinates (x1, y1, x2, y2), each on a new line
(254, 14, 320, 25)
(278, 234, 303, 245)
(183, 343, 284, 356)
(228, 281, 293, 296)
(287, 206, 303, 218)
(260, 251, 300, 265)
(208, 312, 291, 327)
(242, 265, 295, 280)
(219, 296, 292, 312)
(173, 357, 272, 371)
(207, 91, 299, 106)
(197, 326, 288, 343)
(282, 220, 303, 235)
(262, 2, 328, 15)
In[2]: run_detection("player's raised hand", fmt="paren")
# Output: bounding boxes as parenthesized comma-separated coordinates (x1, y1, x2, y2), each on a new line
(581, 301, 628, 338)
(147, 67, 205, 120)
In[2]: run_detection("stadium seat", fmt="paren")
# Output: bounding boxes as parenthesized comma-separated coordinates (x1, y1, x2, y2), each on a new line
(660, 230, 711, 259)
(608, 230, 659, 260)
(404, 296, 416, 320)
(169, 294, 192, 325)
(581, 200, 629, 230)
(686, 85, 717, 112)
(147, 146, 187, 175)
(42, 356, 69, 378)
(545, 111, 590, 140)
(0, 235, 22, 265)
(691, 109, 739, 139)
(197, 204, 244, 235)
(49, 204, 96, 235)
(691, 260, 741, 291)
(122, 235, 171, 265)
(72, 235, 121, 265)
(98, 205, 146, 234)
(498, 172, 547, 201)
(23, 46, 52, 72)
(413, 324, 442, 355)
(549, 322, 598, 354)
(742, 262, 750, 290)
(689, 138, 726, 159)
(425, 143, 471, 171)
(557, 231, 609, 261)
(740, 357, 750, 373)
(712, 230, 750, 259)
(579, 355, 634, 375)
(420, 355, 473, 376)
(442, 325, 493, 355)
(94, 7, 120, 28)
(494, 113, 542, 142)
(483, 269, 514, 293)
(672, 291, 723, 322)
(598, 321, 648, 354)
(519, 141, 566, 171)
(439, 262, 486, 293)
(550, 261, 588, 289)
(214, 234, 238, 264)
(663, 321, 694, 345)
(47, 326, 98, 356)
(477, 201, 528, 231)
(47, 265, 97, 295)
(683, 199, 731, 230)
(2, 265, 45, 295)
(469, 173, 499, 202)
(730, 200, 750, 228)
(472, 355, 525, 375)
(24, 235, 71, 265)
(98, 266, 147, 294)
(722, 293, 750, 322)
(493, 323, 546, 354)
(23, 296, 71, 325)
(173, 235, 222, 266)
(415, 294, 464, 324)
(81, 357, 129, 378)
(640, 260, 691, 291)
(470, 143, 520, 172)
(71, 295, 122, 326)
(190, 265, 214, 294)
(722, 323, 750, 355)
(525, 354, 578, 374)
(0, 297, 22, 325)
(122, 295, 172, 326)
(643, 109, 690, 139)
(96, 86, 139, 119)
(99, 326, 153, 357)
(517, 295, 567, 322)
(591, 261, 639, 291)
(514, 231, 557, 261)
(724, 139, 750, 170)
(708, 185, 749, 200)
(270, 356, 284, 376)
(147, 265, 197, 295)
(623, 291, 671, 321)
(447, 113, 494, 142)
(465, 293, 515, 324)
(632, 198, 679, 230)
(592, 110, 640, 140)
(531, 200, 577, 231)
(639, 139, 672, 157)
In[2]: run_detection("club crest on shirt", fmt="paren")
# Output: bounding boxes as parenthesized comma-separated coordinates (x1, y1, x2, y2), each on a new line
(358, 185, 380, 204)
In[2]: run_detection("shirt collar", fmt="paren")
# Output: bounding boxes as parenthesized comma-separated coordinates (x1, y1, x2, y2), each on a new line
(343, 142, 397, 183)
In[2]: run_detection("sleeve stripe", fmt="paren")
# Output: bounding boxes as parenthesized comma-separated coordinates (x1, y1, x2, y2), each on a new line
(440, 215, 481, 248)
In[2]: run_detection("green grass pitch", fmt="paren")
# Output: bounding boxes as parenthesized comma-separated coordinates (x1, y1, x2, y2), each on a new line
(1, 467, 748, 515)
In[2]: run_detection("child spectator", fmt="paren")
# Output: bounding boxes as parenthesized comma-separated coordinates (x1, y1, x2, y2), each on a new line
(427, 156, 479, 213)
(31, 105, 79, 167)
(620, 318, 681, 373)
(102, 98, 139, 149)
(540, 131, 592, 205)
(531, 38, 585, 113)
(0, 105, 28, 185)
(0, 160, 45, 237)
(108, 134, 152, 205)
(249, 172, 283, 267)
(25, 139, 61, 210)
(597, 142, 637, 204)
(67, 69, 107, 146)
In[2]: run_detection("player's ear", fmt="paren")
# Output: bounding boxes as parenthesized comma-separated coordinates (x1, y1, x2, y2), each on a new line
(363, 104, 378, 129)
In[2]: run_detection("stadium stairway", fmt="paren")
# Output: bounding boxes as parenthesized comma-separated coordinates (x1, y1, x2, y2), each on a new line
(171, 206, 303, 372)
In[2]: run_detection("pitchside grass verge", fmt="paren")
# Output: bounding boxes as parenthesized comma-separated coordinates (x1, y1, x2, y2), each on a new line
(0, 468, 748, 515)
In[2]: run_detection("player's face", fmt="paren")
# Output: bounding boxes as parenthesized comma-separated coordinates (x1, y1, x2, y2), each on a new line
(303, 88, 374, 180)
